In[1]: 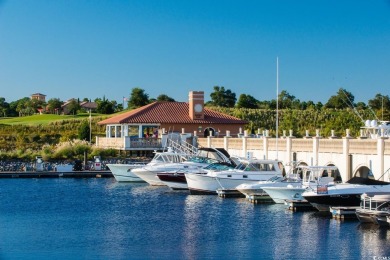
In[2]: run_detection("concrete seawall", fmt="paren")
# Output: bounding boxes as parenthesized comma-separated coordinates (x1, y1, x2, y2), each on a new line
(198, 135, 390, 182)
(0, 171, 113, 178)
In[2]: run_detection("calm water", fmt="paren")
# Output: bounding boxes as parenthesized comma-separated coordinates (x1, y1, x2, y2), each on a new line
(0, 178, 389, 260)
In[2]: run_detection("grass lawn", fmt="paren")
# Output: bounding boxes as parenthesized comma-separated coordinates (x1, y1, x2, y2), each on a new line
(0, 113, 102, 126)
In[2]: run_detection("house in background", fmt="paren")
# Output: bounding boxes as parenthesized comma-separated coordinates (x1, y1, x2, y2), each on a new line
(61, 99, 97, 115)
(31, 93, 46, 102)
(96, 91, 248, 151)
(80, 101, 98, 112)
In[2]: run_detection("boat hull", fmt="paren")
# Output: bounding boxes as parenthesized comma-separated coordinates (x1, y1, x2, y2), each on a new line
(106, 164, 145, 182)
(185, 173, 275, 195)
(261, 186, 306, 204)
(237, 181, 302, 200)
(132, 168, 165, 186)
(157, 172, 188, 190)
(355, 209, 377, 223)
(305, 194, 362, 212)
(303, 184, 390, 212)
(372, 212, 390, 226)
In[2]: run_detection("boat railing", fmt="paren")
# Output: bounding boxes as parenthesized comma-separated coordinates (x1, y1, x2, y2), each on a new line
(362, 195, 390, 211)
(377, 167, 390, 182)
(165, 138, 198, 156)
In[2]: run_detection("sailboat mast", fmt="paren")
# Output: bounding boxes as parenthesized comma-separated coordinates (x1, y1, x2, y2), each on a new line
(276, 57, 279, 159)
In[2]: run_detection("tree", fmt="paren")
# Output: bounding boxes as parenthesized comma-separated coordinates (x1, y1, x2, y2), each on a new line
(116, 103, 123, 112)
(127, 88, 149, 109)
(368, 94, 390, 120)
(278, 90, 296, 109)
(78, 121, 91, 142)
(257, 100, 272, 109)
(156, 94, 175, 102)
(11, 97, 32, 116)
(31, 98, 46, 112)
(236, 94, 258, 109)
(325, 88, 355, 109)
(67, 99, 80, 115)
(209, 86, 236, 107)
(0, 97, 10, 117)
(316, 102, 324, 110)
(368, 94, 390, 110)
(47, 98, 63, 114)
(355, 102, 367, 110)
(96, 96, 115, 114)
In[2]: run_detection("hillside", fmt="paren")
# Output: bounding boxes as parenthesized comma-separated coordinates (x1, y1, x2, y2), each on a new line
(0, 113, 101, 126)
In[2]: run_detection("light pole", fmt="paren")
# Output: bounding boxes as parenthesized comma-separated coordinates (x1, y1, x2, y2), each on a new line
(89, 109, 92, 145)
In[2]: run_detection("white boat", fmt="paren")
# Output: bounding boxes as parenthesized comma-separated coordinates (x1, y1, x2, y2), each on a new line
(302, 175, 390, 212)
(106, 163, 146, 182)
(157, 162, 235, 190)
(185, 158, 285, 195)
(260, 165, 338, 204)
(361, 119, 390, 138)
(108, 150, 187, 183)
(236, 162, 301, 200)
(355, 192, 390, 225)
(132, 147, 233, 186)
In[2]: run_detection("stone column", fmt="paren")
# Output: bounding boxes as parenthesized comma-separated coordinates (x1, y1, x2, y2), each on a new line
(312, 135, 320, 166)
(193, 131, 198, 148)
(342, 129, 353, 181)
(286, 130, 295, 173)
(224, 130, 231, 151)
(242, 134, 248, 158)
(305, 130, 310, 139)
(377, 137, 387, 180)
(207, 136, 212, 148)
(263, 134, 269, 159)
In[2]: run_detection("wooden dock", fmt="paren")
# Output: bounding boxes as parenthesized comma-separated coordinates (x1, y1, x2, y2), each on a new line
(285, 199, 315, 211)
(330, 206, 359, 220)
(0, 171, 113, 179)
(246, 194, 274, 204)
(216, 189, 246, 198)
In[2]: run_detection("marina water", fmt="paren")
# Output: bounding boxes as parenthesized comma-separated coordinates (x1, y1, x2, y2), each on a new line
(0, 178, 389, 259)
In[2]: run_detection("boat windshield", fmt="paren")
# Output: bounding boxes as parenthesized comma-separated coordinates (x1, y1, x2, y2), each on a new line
(151, 153, 186, 164)
(195, 148, 230, 163)
(187, 156, 219, 164)
(268, 176, 284, 182)
(234, 161, 279, 172)
(204, 162, 235, 171)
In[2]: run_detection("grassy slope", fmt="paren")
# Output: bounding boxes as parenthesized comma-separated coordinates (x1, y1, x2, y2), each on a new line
(0, 113, 99, 126)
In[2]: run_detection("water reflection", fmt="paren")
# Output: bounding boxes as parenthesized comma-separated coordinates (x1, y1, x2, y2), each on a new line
(1, 178, 390, 259)
(357, 223, 390, 258)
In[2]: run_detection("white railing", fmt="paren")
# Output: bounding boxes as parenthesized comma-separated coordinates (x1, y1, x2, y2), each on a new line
(166, 138, 198, 156)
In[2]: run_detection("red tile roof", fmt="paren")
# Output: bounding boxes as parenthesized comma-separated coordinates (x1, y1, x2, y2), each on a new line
(98, 101, 247, 125)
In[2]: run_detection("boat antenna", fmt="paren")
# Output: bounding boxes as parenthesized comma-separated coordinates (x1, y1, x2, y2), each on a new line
(276, 57, 279, 159)
(340, 88, 365, 123)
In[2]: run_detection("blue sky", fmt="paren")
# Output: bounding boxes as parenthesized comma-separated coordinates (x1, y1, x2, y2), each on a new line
(0, 0, 389, 105)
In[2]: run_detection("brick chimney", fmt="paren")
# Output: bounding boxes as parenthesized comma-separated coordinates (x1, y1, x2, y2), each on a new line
(189, 91, 204, 120)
